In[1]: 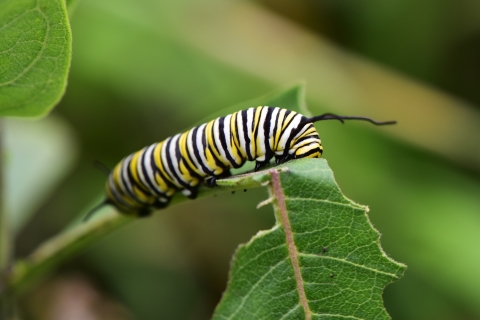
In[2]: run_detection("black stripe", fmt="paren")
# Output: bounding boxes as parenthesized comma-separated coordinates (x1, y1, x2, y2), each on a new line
(176, 134, 202, 180)
(125, 156, 151, 200)
(127, 153, 151, 195)
(252, 108, 262, 160)
(119, 159, 139, 201)
(109, 175, 133, 209)
(297, 147, 322, 158)
(293, 135, 318, 145)
(277, 109, 292, 155)
(218, 116, 237, 167)
(263, 107, 274, 161)
(283, 114, 304, 156)
(241, 109, 253, 161)
(192, 125, 214, 176)
(139, 146, 165, 196)
(207, 120, 228, 170)
(272, 108, 281, 150)
(232, 112, 242, 151)
(150, 143, 177, 190)
(164, 136, 190, 188)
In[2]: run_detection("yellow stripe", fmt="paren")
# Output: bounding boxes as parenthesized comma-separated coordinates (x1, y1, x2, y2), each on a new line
(129, 150, 144, 186)
(253, 107, 263, 156)
(179, 131, 203, 176)
(230, 112, 240, 149)
(113, 165, 123, 191)
(232, 112, 248, 159)
(205, 120, 229, 168)
(113, 164, 139, 206)
(274, 109, 287, 150)
(228, 113, 243, 164)
(256, 107, 263, 156)
(154, 172, 174, 195)
(153, 142, 175, 184)
(132, 185, 151, 202)
(282, 111, 296, 132)
(106, 187, 132, 212)
(179, 161, 200, 186)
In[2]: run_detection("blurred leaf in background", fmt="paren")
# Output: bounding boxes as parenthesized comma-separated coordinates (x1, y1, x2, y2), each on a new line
(10, 0, 480, 319)
(5, 116, 77, 234)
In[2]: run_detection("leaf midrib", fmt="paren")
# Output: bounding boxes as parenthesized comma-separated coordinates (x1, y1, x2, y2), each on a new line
(271, 169, 312, 320)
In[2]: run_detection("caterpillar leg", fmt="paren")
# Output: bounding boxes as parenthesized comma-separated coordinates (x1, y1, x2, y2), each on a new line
(205, 170, 232, 188)
(182, 187, 198, 200)
(275, 153, 294, 165)
(137, 207, 153, 218)
(254, 161, 268, 171)
(154, 198, 170, 209)
(206, 177, 217, 188)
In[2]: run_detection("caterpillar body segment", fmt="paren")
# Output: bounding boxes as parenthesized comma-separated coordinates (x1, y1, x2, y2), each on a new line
(84, 106, 395, 221)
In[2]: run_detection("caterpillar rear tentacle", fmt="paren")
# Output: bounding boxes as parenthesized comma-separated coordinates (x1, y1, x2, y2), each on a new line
(84, 107, 395, 221)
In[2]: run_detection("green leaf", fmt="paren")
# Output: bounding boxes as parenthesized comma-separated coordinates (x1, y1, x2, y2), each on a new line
(0, 0, 72, 117)
(213, 159, 406, 319)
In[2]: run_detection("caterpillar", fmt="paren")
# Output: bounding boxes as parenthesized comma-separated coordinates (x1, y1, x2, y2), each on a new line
(85, 106, 395, 220)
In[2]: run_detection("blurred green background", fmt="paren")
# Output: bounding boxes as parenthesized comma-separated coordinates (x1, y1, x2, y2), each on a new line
(7, 0, 480, 319)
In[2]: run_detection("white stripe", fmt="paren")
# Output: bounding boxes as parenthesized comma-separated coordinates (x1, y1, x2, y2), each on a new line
(143, 144, 166, 194)
(136, 148, 149, 190)
(246, 108, 255, 158)
(213, 118, 228, 162)
(160, 137, 176, 185)
(186, 129, 207, 176)
(109, 175, 130, 207)
(255, 107, 269, 161)
(121, 155, 135, 194)
(196, 123, 216, 172)
(236, 111, 247, 156)
(163, 134, 183, 187)
(278, 114, 302, 152)
(222, 114, 236, 164)
(115, 162, 129, 196)
(293, 137, 321, 149)
(292, 124, 309, 140)
(274, 109, 287, 152)
(269, 107, 279, 150)
(138, 145, 161, 195)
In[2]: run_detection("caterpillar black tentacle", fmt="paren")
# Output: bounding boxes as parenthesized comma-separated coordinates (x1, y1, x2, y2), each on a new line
(84, 106, 395, 221)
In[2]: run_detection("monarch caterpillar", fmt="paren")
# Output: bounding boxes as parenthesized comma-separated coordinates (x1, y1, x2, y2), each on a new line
(85, 106, 395, 220)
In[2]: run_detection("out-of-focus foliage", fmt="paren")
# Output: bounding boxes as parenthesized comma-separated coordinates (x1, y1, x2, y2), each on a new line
(0, 0, 71, 117)
(9, 0, 480, 319)
(5, 116, 77, 233)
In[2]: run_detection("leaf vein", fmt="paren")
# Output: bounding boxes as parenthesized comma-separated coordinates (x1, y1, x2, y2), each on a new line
(226, 259, 287, 320)
(299, 253, 399, 278)
(285, 197, 356, 208)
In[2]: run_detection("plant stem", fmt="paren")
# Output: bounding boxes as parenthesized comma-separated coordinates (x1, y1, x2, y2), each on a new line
(0, 164, 266, 300)
(3, 210, 133, 297)
(0, 182, 226, 298)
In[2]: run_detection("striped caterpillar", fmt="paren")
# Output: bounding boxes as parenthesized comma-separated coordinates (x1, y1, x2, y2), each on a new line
(86, 106, 395, 220)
